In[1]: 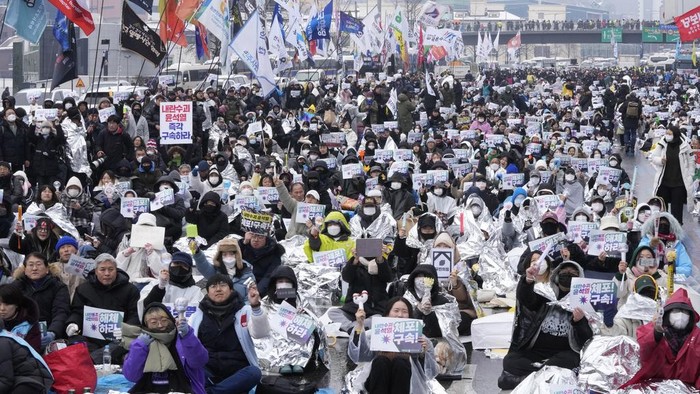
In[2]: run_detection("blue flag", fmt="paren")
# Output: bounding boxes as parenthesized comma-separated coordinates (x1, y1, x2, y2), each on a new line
(5, 0, 48, 44)
(306, 0, 332, 41)
(53, 11, 71, 53)
(273, 3, 285, 41)
(339, 11, 363, 35)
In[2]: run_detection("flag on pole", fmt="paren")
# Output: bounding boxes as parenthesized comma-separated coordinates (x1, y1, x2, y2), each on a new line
(120, 1, 167, 65)
(389, 8, 410, 67)
(419, 0, 448, 27)
(47, 0, 95, 35)
(194, 0, 230, 65)
(425, 71, 435, 96)
(674, 5, 700, 42)
(194, 22, 210, 60)
(53, 11, 71, 53)
(675, 38, 681, 59)
(51, 19, 77, 89)
(229, 10, 277, 96)
(476, 30, 482, 61)
(693, 41, 697, 66)
(339, 11, 363, 34)
(306, 0, 333, 41)
(5, 0, 48, 44)
(507, 30, 521, 62)
(160, 0, 187, 47)
(417, 25, 424, 67)
(493, 29, 500, 56)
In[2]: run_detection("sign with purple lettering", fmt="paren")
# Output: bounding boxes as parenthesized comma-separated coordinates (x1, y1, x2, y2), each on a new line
(569, 278, 618, 316)
(370, 317, 424, 353)
(83, 306, 124, 340)
(271, 301, 316, 345)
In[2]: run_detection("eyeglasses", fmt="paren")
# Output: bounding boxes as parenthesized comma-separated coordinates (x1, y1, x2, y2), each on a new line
(209, 283, 230, 290)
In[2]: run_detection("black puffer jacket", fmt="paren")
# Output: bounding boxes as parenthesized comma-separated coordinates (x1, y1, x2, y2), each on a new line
(185, 191, 229, 248)
(238, 237, 285, 296)
(339, 253, 393, 317)
(0, 118, 31, 170)
(0, 320, 53, 393)
(405, 264, 451, 338)
(14, 265, 70, 338)
(96, 207, 129, 256)
(30, 126, 66, 177)
(150, 175, 186, 240)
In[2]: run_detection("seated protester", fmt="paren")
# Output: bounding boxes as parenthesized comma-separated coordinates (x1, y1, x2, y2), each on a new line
(630, 203, 652, 232)
(420, 181, 457, 225)
(193, 238, 254, 301)
(240, 231, 285, 296)
(141, 252, 204, 313)
(150, 176, 187, 244)
(602, 275, 659, 338)
(434, 233, 477, 335)
(9, 217, 60, 260)
(0, 319, 54, 394)
(91, 207, 130, 256)
(65, 253, 141, 363)
(303, 211, 355, 263)
(0, 284, 42, 352)
(59, 176, 94, 236)
(517, 211, 585, 275)
(586, 182, 613, 217)
(403, 265, 452, 338)
(556, 167, 584, 217)
(328, 244, 392, 333)
(11, 170, 34, 210)
(383, 173, 416, 220)
(122, 303, 208, 394)
(189, 274, 270, 394)
(255, 266, 327, 374)
(394, 213, 443, 278)
(185, 191, 229, 248)
(498, 261, 593, 390)
(367, 188, 392, 216)
(116, 213, 162, 282)
(51, 236, 86, 299)
(132, 157, 162, 197)
(606, 153, 631, 187)
(92, 170, 121, 210)
(637, 212, 693, 278)
(274, 177, 312, 239)
(349, 194, 397, 240)
(581, 215, 625, 273)
(614, 245, 667, 308)
(348, 296, 438, 393)
(12, 252, 70, 349)
(620, 288, 700, 390)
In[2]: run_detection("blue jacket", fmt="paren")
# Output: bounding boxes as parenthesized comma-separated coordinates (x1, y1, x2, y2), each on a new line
(639, 235, 693, 277)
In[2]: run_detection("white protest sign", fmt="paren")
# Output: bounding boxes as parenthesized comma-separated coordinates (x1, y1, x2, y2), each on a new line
(528, 232, 567, 255)
(370, 317, 424, 353)
(312, 249, 346, 266)
(120, 197, 150, 218)
(257, 187, 280, 204)
(160, 102, 193, 145)
(365, 177, 379, 194)
(83, 306, 124, 341)
(569, 278, 618, 316)
(427, 170, 449, 185)
(34, 108, 58, 123)
(484, 134, 504, 148)
(129, 224, 166, 250)
(597, 166, 623, 185)
(387, 161, 409, 178)
(525, 143, 542, 155)
(149, 188, 175, 211)
(587, 158, 607, 175)
(412, 173, 434, 190)
(271, 301, 316, 345)
(320, 132, 345, 147)
(98, 107, 117, 123)
(431, 248, 453, 280)
(65, 254, 95, 277)
(295, 203, 325, 223)
(163, 303, 198, 320)
(501, 173, 525, 190)
(233, 196, 260, 211)
(393, 149, 412, 161)
(374, 149, 394, 162)
(342, 163, 364, 179)
(534, 195, 562, 213)
(587, 230, 627, 257)
(567, 221, 598, 243)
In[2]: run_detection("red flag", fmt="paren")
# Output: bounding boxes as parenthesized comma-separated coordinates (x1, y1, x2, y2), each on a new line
(308, 39, 317, 56)
(417, 25, 424, 67)
(48, 0, 94, 35)
(175, 0, 200, 22)
(507, 30, 521, 50)
(160, 0, 187, 47)
(429, 46, 447, 61)
(675, 6, 700, 42)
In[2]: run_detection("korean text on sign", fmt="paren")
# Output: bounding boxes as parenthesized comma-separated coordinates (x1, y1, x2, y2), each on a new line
(160, 102, 193, 144)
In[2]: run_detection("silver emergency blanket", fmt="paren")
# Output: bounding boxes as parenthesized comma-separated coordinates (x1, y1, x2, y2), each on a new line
(405, 213, 444, 265)
(61, 119, 91, 176)
(293, 263, 341, 317)
(252, 297, 329, 372)
(279, 235, 312, 266)
(615, 293, 658, 322)
(403, 290, 467, 376)
(511, 366, 582, 394)
(610, 380, 700, 394)
(344, 360, 448, 394)
(26, 202, 80, 239)
(578, 335, 641, 393)
(534, 281, 558, 302)
(349, 212, 397, 240)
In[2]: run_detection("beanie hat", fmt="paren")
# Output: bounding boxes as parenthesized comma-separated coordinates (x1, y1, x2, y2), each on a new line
(197, 160, 210, 172)
(55, 236, 79, 252)
(147, 139, 157, 150)
(171, 252, 193, 268)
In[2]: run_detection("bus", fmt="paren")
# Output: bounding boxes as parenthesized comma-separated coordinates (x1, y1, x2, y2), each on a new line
(161, 63, 222, 91)
(675, 53, 699, 75)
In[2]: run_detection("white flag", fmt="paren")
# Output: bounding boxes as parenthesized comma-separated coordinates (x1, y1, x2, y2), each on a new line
(387, 88, 398, 115)
(419, 0, 448, 27)
(484, 30, 493, 55)
(268, 16, 291, 74)
(229, 10, 277, 96)
(426, 72, 435, 96)
(493, 29, 500, 54)
(196, 0, 231, 67)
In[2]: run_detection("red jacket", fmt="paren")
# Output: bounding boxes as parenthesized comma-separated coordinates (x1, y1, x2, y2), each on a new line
(621, 288, 700, 389)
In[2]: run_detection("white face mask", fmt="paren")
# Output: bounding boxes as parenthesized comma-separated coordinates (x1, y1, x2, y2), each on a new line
(490, 163, 500, 172)
(391, 182, 402, 190)
(650, 206, 661, 214)
(240, 188, 253, 196)
(598, 189, 608, 197)
(159, 185, 171, 191)
(665, 135, 674, 142)
(471, 206, 482, 217)
(327, 225, 341, 236)
(209, 176, 220, 184)
(276, 282, 293, 289)
(669, 310, 690, 329)
(433, 188, 443, 196)
(609, 160, 618, 167)
(65, 103, 73, 109)
(565, 174, 576, 182)
(41, 127, 51, 135)
(6, 114, 16, 122)
(514, 196, 525, 207)
(66, 188, 80, 198)
(574, 215, 588, 222)
(363, 207, 376, 216)
(265, 169, 274, 175)
(592, 202, 604, 212)
(309, 154, 319, 161)
(222, 256, 237, 269)
(529, 177, 540, 186)
(475, 181, 487, 190)
(593, 154, 601, 159)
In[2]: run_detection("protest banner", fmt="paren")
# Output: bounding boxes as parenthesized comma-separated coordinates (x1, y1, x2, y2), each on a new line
(98, 106, 116, 123)
(65, 254, 95, 277)
(159, 102, 193, 144)
(240, 210, 273, 234)
(446, 129, 459, 141)
(587, 230, 627, 257)
(484, 134, 504, 148)
(567, 221, 599, 242)
(271, 301, 316, 345)
(257, 187, 280, 204)
(587, 158, 607, 175)
(374, 149, 394, 162)
(508, 133, 524, 145)
(129, 224, 166, 250)
(453, 149, 470, 160)
(569, 278, 618, 316)
(387, 161, 409, 178)
(365, 177, 379, 194)
(452, 163, 472, 178)
(581, 139, 598, 155)
(83, 306, 124, 341)
(431, 248, 453, 280)
(501, 173, 525, 190)
(570, 158, 588, 172)
(597, 166, 623, 184)
(412, 173, 434, 190)
(525, 143, 542, 156)
(539, 170, 552, 184)
(370, 317, 424, 353)
(22, 214, 38, 232)
(120, 197, 150, 218)
(233, 196, 260, 211)
(384, 121, 398, 129)
(115, 181, 131, 195)
(320, 132, 345, 147)
(312, 249, 347, 266)
(427, 170, 449, 184)
(342, 163, 364, 179)
(598, 141, 612, 155)
(534, 194, 562, 213)
(407, 132, 422, 144)
(459, 130, 477, 141)
(393, 149, 412, 161)
(149, 188, 175, 211)
(528, 232, 567, 255)
(33, 108, 58, 123)
(295, 203, 326, 223)
(319, 157, 337, 170)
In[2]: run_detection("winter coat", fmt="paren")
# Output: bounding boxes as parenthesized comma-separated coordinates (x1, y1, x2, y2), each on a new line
(13, 264, 70, 338)
(185, 191, 229, 246)
(339, 255, 393, 317)
(94, 126, 134, 171)
(303, 211, 356, 262)
(405, 264, 452, 338)
(239, 237, 285, 296)
(0, 120, 31, 170)
(95, 207, 130, 256)
(9, 223, 60, 260)
(192, 249, 254, 302)
(649, 136, 695, 210)
(382, 174, 416, 220)
(59, 177, 95, 230)
(621, 289, 700, 389)
(397, 93, 416, 133)
(30, 127, 67, 177)
(275, 183, 309, 239)
(0, 329, 54, 392)
(115, 237, 163, 282)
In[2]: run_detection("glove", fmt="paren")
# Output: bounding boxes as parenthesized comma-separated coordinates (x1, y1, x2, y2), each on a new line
(177, 319, 189, 337)
(112, 328, 122, 341)
(66, 323, 80, 337)
(137, 333, 154, 345)
(41, 331, 56, 347)
(191, 166, 199, 176)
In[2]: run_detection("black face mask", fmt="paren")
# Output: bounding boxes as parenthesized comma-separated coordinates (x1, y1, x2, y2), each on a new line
(541, 221, 559, 236)
(638, 288, 656, 300)
(420, 231, 435, 240)
(202, 204, 218, 214)
(308, 179, 319, 188)
(558, 273, 576, 289)
(169, 265, 192, 284)
(658, 223, 670, 235)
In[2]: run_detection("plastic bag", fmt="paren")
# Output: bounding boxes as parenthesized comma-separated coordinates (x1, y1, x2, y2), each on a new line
(43, 342, 98, 394)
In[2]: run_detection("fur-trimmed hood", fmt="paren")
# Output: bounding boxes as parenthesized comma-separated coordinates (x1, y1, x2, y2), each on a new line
(640, 211, 685, 241)
(12, 263, 62, 280)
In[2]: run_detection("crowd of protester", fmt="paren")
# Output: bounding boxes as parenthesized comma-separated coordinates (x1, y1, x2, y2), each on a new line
(452, 18, 659, 32)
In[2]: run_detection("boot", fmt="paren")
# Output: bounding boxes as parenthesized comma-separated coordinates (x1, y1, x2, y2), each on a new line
(497, 370, 525, 390)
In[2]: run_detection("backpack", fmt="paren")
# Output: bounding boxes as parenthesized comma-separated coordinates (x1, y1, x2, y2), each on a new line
(625, 101, 640, 118)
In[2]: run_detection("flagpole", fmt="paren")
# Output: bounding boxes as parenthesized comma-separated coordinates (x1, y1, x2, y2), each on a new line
(89, 0, 106, 106)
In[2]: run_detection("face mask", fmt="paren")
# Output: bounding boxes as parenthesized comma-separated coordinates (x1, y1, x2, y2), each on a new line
(363, 207, 376, 216)
(529, 177, 540, 186)
(391, 182, 402, 190)
(209, 176, 220, 184)
(222, 256, 237, 269)
(65, 103, 73, 109)
(609, 160, 618, 167)
(541, 221, 559, 236)
(276, 282, 293, 289)
(592, 202, 604, 212)
(169, 265, 191, 284)
(265, 169, 274, 175)
(159, 185, 171, 191)
(203, 204, 217, 214)
(665, 135, 674, 142)
(593, 154, 601, 159)
(433, 188, 444, 196)
(6, 115, 16, 122)
(420, 231, 435, 240)
(574, 215, 588, 222)
(137, 156, 144, 163)
(471, 206, 482, 217)
(597, 189, 608, 197)
(668, 310, 690, 330)
(650, 205, 661, 214)
(327, 225, 341, 236)
(558, 273, 576, 288)
(301, 149, 310, 156)
(240, 188, 253, 196)
(66, 188, 80, 198)
(490, 163, 500, 171)
(565, 174, 576, 182)
(478, 118, 485, 123)
(302, 127, 309, 131)
(41, 127, 51, 135)
(309, 154, 319, 161)
(514, 196, 525, 207)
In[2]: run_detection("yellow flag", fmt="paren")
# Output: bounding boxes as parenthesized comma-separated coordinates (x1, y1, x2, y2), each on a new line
(693, 41, 697, 67)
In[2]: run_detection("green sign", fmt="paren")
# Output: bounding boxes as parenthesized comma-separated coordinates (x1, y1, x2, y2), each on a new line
(642, 27, 663, 42)
(601, 28, 623, 43)
(666, 30, 680, 42)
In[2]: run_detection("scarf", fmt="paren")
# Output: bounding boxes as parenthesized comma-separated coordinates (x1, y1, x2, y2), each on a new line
(665, 326, 690, 355)
(121, 323, 178, 373)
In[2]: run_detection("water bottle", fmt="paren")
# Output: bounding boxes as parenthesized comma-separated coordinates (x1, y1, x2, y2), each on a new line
(103, 344, 111, 370)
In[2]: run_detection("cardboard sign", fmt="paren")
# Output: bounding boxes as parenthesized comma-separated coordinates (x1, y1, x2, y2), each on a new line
(587, 158, 607, 175)
(370, 317, 424, 353)
(387, 161, 409, 178)
(534, 195, 562, 213)
(383, 121, 398, 129)
(120, 197, 150, 218)
(431, 248, 453, 280)
(257, 187, 280, 204)
(460, 130, 477, 140)
(356, 238, 382, 257)
(83, 306, 124, 341)
(149, 188, 175, 211)
(34, 108, 58, 123)
(320, 132, 345, 147)
(342, 163, 364, 179)
(129, 224, 166, 250)
(412, 173, 434, 190)
(484, 134, 504, 148)
(98, 107, 117, 123)
(295, 203, 325, 224)
(570, 158, 588, 172)
(240, 210, 273, 235)
(407, 132, 422, 144)
(160, 102, 193, 145)
(508, 133, 524, 145)
(587, 230, 627, 258)
(569, 278, 618, 316)
(501, 173, 525, 190)
(365, 177, 379, 194)
(567, 221, 598, 243)
(453, 149, 470, 160)
(65, 254, 95, 277)
(271, 301, 316, 345)
(312, 249, 346, 266)
(452, 163, 472, 178)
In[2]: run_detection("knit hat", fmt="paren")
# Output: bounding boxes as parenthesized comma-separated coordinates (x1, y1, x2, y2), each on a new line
(171, 252, 193, 268)
(197, 160, 210, 172)
(306, 190, 320, 201)
(146, 139, 157, 150)
(55, 235, 79, 251)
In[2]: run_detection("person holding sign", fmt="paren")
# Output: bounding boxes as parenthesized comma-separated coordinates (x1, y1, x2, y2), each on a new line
(383, 173, 416, 221)
(602, 275, 660, 338)
(59, 176, 95, 236)
(141, 252, 204, 314)
(274, 177, 313, 239)
(10, 216, 60, 261)
(303, 211, 355, 263)
(65, 253, 141, 363)
(0, 284, 42, 352)
(122, 302, 209, 394)
(239, 232, 286, 296)
(12, 252, 70, 349)
(94, 114, 134, 173)
(0, 108, 31, 175)
(614, 245, 667, 308)
(349, 296, 438, 394)
(404, 265, 453, 339)
(189, 274, 270, 394)
(499, 261, 593, 390)
(116, 213, 163, 282)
